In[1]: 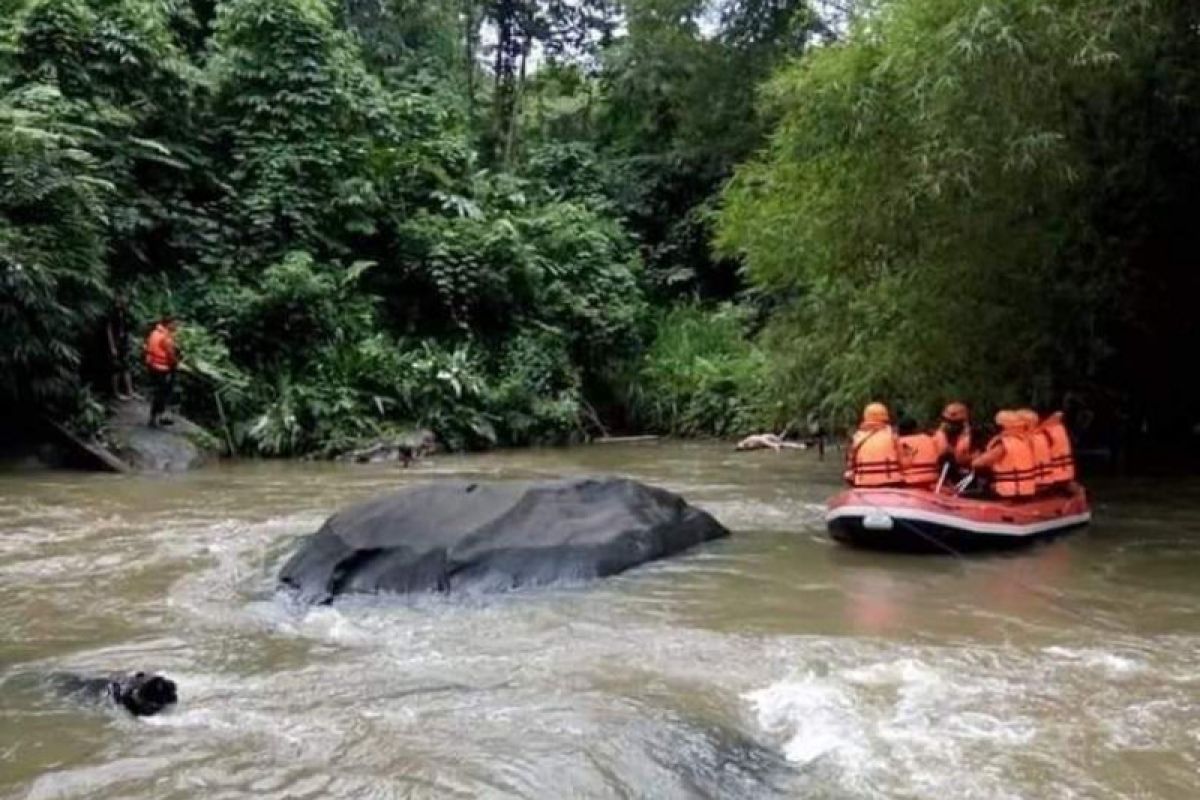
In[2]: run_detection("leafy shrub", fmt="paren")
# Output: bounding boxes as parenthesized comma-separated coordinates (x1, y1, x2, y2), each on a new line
(625, 304, 768, 437)
(486, 330, 584, 446)
(519, 201, 646, 372)
(208, 0, 385, 259)
(0, 85, 109, 410)
(245, 373, 378, 456)
(717, 0, 1200, 424)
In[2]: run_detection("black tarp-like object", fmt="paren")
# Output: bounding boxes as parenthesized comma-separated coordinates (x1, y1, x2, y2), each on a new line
(279, 477, 729, 602)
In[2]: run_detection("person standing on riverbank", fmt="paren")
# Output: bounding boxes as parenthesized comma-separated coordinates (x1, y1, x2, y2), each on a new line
(143, 315, 180, 427)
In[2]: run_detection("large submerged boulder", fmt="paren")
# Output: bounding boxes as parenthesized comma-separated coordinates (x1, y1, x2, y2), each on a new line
(279, 477, 729, 602)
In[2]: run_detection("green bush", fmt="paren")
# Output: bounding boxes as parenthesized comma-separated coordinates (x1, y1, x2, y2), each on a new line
(485, 330, 584, 446)
(208, 0, 385, 260)
(718, 0, 1200, 425)
(244, 373, 378, 456)
(0, 85, 109, 411)
(625, 305, 768, 437)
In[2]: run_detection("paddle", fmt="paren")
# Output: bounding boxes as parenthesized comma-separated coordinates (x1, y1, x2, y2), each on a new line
(934, 462, 951, 494)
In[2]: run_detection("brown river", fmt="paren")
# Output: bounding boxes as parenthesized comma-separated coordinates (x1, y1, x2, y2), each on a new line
(1, 443, 1198, 799)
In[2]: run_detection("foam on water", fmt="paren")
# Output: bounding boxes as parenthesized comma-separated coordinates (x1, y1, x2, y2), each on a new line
(746, 675, 871, 769)
(740, 633, 1200, 799)
(1042, 645, 1146, 676)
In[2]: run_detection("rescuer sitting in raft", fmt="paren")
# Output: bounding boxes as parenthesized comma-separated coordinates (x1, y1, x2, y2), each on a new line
(971, 410, 1039, 498)
(932, 401, 975, 476)
(1016, 409, 1052, 491)
(844, 403, 905, 487)
(1036, 408, 1077, 492)
(896, 417, 941, 487)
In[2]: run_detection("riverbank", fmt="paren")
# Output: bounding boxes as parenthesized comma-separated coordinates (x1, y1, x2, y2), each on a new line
(6, 398, 827, 475)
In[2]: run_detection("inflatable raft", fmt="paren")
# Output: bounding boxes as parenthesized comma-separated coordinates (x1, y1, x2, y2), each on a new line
(825, 484, 1091, 553)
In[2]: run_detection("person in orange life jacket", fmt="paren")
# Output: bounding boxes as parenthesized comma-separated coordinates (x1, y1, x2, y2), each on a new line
(932, 401, 975, 468)
(1037, 408, 1077, 490)
(1016, 408, 1052, 492)
(896, 417, 941, 488)
(844, 402, 905, 487)
(143, 314, 181, 428)
(971, 410, 1038, 498)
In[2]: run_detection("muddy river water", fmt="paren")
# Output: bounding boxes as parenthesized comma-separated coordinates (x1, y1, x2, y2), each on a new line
(1, 443, 1197, 799)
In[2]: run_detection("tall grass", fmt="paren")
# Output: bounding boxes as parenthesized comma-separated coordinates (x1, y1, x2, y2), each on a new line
(625, 304, 768, 437)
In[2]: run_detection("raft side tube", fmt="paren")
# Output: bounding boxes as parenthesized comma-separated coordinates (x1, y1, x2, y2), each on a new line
(824, 485, 1091, 553)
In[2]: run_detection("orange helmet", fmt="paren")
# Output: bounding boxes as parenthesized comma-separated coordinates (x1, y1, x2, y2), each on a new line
(1016, 408, 1039, 430)
(994, 410, 1021, 430)
(862, 402, 890, 425)
(942, 402, 969, 423)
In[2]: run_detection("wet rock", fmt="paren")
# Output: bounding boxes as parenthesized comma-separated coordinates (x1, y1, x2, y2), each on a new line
(51, 671, 178, 717)
(107, 398, 218, 472)
(279, 476, 729, 602)
(644, 713, 797, 797)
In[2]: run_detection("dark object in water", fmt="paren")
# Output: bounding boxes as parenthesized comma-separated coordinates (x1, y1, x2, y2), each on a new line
(53, 671, 178, 717)
(279, 476, 729, 602)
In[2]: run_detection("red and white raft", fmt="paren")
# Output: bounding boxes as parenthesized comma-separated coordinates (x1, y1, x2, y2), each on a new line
(825, 484, 1091, 553)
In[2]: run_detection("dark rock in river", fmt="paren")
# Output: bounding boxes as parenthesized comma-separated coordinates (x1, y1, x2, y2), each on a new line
(279, 477, 729, 602)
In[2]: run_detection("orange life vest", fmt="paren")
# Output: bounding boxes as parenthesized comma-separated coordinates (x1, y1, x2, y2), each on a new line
(1029, 429, 1052, 489)
(1040, 412, 1076, 484)
(986, 432, 1038, 498)
(933, 423, 973, 466)
(144, 324, 177, 372)
(899, 433, 941, 486)
(848, 426, 904, 487)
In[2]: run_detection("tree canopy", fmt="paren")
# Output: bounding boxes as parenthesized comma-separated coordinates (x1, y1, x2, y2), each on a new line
(3, 0, 1200, 453)
(720, 0, 1200, 435)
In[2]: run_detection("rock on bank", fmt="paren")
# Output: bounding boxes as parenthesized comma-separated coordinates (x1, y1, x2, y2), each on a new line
(107, 398, 218, 472)
(33, 398, 219, 473)
(279, 477, 729, 602)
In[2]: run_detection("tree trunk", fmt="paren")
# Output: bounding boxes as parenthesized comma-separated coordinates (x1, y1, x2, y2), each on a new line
(503, 30, 531, 165)
(464, 0, 477, 125)
(489, 0, 522, 165)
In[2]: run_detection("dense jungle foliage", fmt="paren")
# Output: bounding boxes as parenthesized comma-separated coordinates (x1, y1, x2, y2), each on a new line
(2, 0, 1199, 455)
(720, 0, 1200, 442)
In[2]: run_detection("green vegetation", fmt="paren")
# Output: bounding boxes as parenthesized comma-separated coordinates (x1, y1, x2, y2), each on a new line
(0, 0, 653, 451)
(4, 0, 1199, 453)
(720, 0, 1200, 435)
(626, 305, 767, 437)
